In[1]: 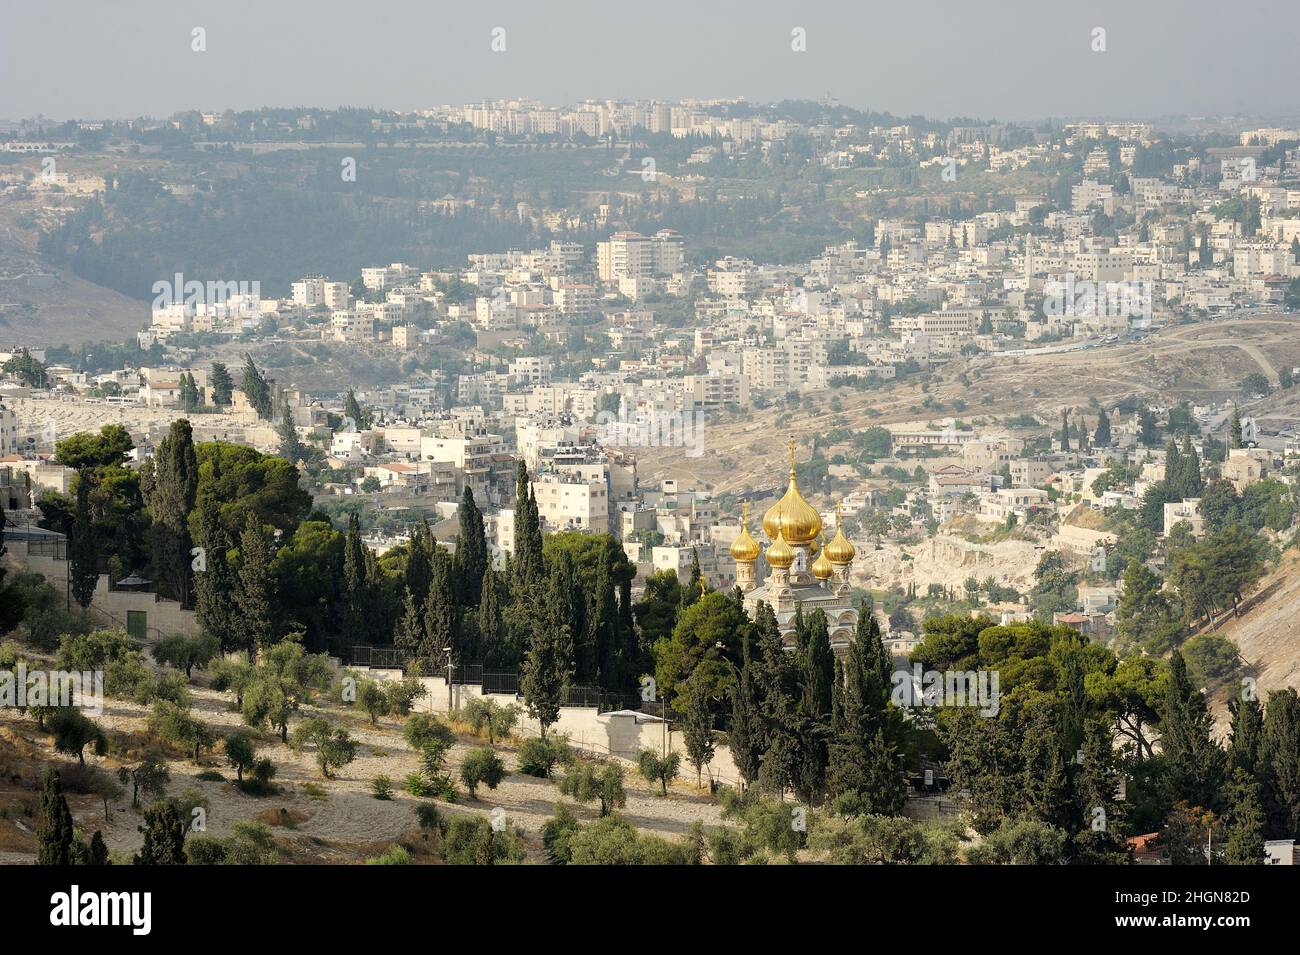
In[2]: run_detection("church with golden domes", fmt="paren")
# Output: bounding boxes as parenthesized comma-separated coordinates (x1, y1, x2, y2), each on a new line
(731, 441, 858, 652)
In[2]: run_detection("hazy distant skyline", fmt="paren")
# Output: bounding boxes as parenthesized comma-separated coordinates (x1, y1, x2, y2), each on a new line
(3, 0, 1297, 124)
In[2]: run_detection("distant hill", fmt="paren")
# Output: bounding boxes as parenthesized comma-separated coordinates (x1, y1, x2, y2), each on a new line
(0, 200, 145, 347)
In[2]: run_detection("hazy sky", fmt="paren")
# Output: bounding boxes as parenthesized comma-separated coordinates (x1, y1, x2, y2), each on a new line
(3, 0, 1296, 123)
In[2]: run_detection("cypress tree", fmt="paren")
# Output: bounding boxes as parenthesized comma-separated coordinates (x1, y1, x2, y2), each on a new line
(232, 516, 276, 653)
(394, 586, 423, 658)
(193, 495, 236, 649)
(210, 361, 233, 406)
(454, 486, 487, 607)
(69, 473, 98, 609)
(1164, 439, 1183, 496)
(342, 512, 371, 643)
(239, 354, 272, 419)
(1222, 769, 1267, 864)
(755, 602, 798, 797)
(404, 519, 433, 608)
(477, 567, 506, 667)
(1258, 688, 1300, 840)
(277, 404, 304, 463)
(148, 419, 198, 607)
(728, 630, 764, 790)
(136, 801, 186, 865)
(521, 559, 575, 738)
(1180, 434, 1202, 497)
(37, 767, 74, 866)
(1227, 694, 1264, 777)
(1060, 409, 1071, 451)
(829, 611, 904, 810)
(1094, 407, 1111, 446)
(422, 546, 461, 666)
(1160, 650, 1227, 811)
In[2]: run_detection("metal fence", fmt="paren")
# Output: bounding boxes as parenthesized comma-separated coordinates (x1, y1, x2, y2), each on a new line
(347, 646, 656, 713)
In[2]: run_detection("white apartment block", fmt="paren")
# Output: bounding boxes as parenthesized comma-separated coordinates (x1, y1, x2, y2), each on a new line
(531, 474, 609, 534)
(292, 277, 351, 309)
(361, 263, 417, 290)
(596, 230, 685, 282)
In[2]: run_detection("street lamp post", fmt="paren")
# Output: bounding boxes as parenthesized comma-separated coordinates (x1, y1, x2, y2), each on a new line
(444, 646, 454, 714)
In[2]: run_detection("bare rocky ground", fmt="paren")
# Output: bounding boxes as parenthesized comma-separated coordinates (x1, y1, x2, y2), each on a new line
(0, 674, 725, 865)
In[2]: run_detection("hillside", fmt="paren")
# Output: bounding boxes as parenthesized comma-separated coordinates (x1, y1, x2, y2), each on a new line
(0, 197, 145, 347)
(1216, 548, 1300, 700)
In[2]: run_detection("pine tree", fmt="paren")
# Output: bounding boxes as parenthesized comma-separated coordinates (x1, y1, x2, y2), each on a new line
(210, 361, 233, 406)
(147, 419, 198, 607)
(1094, 407, 1111, 446)
(37, 767, 74, 865)
(232, 516, 276, 653)
(454, 486, 487, 607)
(1160, 650, 1227, 811)
(69, 473, 99, 609)
(193, 495, 236, 650)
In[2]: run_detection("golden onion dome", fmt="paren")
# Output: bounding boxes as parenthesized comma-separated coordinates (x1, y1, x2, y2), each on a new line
(824, 506, 857, 564)
(764, 517, 795, 570)
(762, 440, 823, 546)
(730, 501, 761, 563)
(811, 535, 834, 580)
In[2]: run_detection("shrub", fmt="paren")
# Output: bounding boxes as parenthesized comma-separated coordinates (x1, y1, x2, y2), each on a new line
(366, 844, 413, 865)
(567, 816, 695, 865)
(148, 700, 214, 761)
(150, 632, 220, 678)
(637, 748, 681, 797)
(403, 712, 454, 752)
(462, 698, 521, 745)
(441, 815, 525, 865)
(415, 802, 442, 833)
(290, 718, 357, 779)
(559, 761, 626, 817)
(459, 747, 506, 799)
(541, 804, 581, 864)
(517, 735, 572, 778)
(56, 629, 133, 672)
(372, 776, 393, 800)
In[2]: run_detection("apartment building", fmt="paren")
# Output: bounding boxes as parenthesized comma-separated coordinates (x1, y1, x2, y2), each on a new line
(596, 230, 685, 282)
(292, 277, 351, 309)
(531, 474, 610, 534)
